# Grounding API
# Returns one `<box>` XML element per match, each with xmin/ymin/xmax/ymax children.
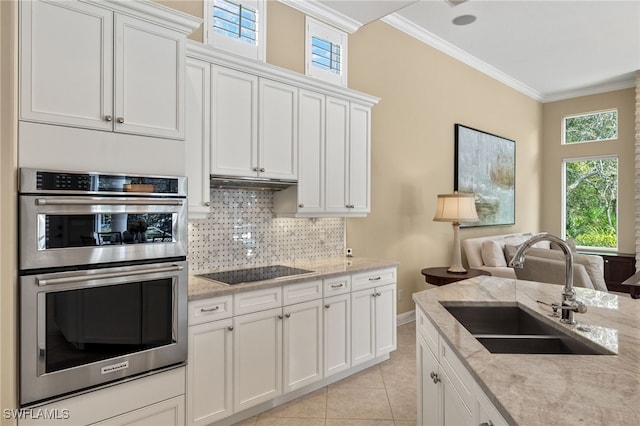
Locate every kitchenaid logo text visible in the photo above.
<box><xmin>101</xmin><ymin>360</ymin><xmax>129</xmax><ymax>374</ymax></box>
<box><xmin>3</xmin><ymin>408</ymin><xmax>70</xmax><ymax>420</ymax></box>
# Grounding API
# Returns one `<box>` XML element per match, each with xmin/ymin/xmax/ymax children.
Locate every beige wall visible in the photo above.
<box><xmin>541</xmin><ymin>89</ymin><xmax>636</xmax><ymax>255</ymax></box>
<box><xmin>0</xmin><ymin>0</ymin><xmax>18</xmax><ymax>422</ymax></box>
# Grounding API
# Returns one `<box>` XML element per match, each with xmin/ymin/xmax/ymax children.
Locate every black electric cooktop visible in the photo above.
<box><xmin>198</xmin><ymin>265</ymin><xmax>314</xmax><ymax>285</ymax></box>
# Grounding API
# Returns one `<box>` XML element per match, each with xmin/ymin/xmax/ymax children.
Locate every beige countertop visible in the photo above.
<box><xmin>188</xmin><ymin>257</ymin><xmax>399</xmax><ymax>301</ymax></box>
<box><xmin>413</xmin><ymin>276</ymin><xmax>640</xmax><ymax>425</ymax></box>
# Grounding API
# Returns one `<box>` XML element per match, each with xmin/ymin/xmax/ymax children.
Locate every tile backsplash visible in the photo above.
<box><xmin>188</xmin><ymin>189</ymin><xmax>345</xmax><ymax>274</ymax></box>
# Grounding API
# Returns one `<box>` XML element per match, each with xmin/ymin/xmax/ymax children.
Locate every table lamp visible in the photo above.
<box><xmin>433</xmin><ymin>192</ymin><xmax>479</xmax><ymax>273</ymax></box>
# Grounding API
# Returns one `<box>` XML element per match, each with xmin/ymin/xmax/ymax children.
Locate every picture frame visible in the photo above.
<box><xmin>454</xmin><ymin>124</ymin><xmax>515</xmax><ymax>227</ymax></box>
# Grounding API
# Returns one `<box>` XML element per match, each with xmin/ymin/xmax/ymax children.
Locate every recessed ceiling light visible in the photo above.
<box><xmin>452</xmin><ymin>14</ymin><xmax>476</xmax><ymax>26</ymax></box>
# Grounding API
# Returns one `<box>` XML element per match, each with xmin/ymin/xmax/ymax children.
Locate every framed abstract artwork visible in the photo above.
<box><xmin>454</xmin><ymin>124</ymin><xmax>515</xmax><ymax>227</ymax></box>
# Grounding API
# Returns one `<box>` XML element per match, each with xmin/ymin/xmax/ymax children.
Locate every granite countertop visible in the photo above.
<box><xmin>188</xmin><ymin>257</ymin><xmax>400</xmax><ymax>301</ymax></box>
<box><xmin>413</xmin><ymin>276</ymin><xmax>640</xmax><ymax>425</ymax></box>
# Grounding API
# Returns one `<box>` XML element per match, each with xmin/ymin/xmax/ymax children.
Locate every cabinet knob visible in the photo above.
<box><xmin>259</xmin><ymin>168</ymin><xmax>265</xmax><ymax>172</ymax></box>
<box><xmin>105</xmin><ymin>115</ymin><xmax>113</xmax><ymax>122</ymax></box>
<box><xmin>253</xmin><ymin>167</ymin><xmax>259</xmax><ymax>172</ymax></box>
<box><xmin>430</xmin><ymin>371</ymin><xmax>441</xmax><ymax>384</ymax></box>
<box><xmin>371</xmin><ymin>293</ymin><xmax>377</xmax><ymax>298</ymax></box>
<box><xmin>227</xmin><ymin>326</ymin><xmax>234</xmax><ymax>331</ymax></box>
<box><xmin>204</xmin><ymin>202</ymin><xmax>210</xmax><ymax>207</ymax></box>
<box><xmin>298</xmin><ymin>204</ymin><xmax>304</xmax><ymax>208</ymax></box>
<box><xmin>278</xmin><ymin>314</ymin><xmax>284</xmax><ymax>319</ymax></box>
<box><xmin>479</xmin><ymin>422</ymin><xmax>494</xmax><ymax>426</ymax></box>
<box><xmin>285</xmin><ymin>313</ymin><xmax>291</xmax><ymax>318</ymax></box>
<box><xmin>376</xmin><ymin>292</ymin><xmax>381</xmax><ymax>297</ymax></box>
<box><xmin>116</xmin><ymin>117</ymin><xmax>124</xmax><ymax>124</ymax></box>
<box><xmin>325</xmin><ymin>304</ymin><xmax>331</xmax><ymax>309</ymax></box>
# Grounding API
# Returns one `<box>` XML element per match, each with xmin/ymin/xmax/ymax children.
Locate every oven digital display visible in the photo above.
<box><xmin>35</xmin><ymin>171</ymin><xmax>180</xmax><ymax>194</ymax></box>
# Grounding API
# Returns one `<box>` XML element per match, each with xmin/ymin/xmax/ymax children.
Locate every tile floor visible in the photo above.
<box><xmin>232</xmin><ymin>321</ymin><xmax>417</xmax><ymax>426</ymax></box>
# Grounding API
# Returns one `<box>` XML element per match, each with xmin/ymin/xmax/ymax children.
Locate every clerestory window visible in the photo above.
<box><xmin>305</xmin><ymin>17</ymin><xmax>347</xmax><ymax>87</ymax></box>
<box><xmin>206</xmin><ymin>0</ymin><xmax>265</xmax><ymax>61</ymax></box>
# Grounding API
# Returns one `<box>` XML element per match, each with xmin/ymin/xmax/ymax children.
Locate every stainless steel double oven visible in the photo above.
<box><xmin>19</xmin><ymin>168</ymin><xmax>188</xmax><ymax>406</ymax></box>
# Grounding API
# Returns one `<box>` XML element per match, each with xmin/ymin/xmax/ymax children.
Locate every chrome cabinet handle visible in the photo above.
<box><xmin>105</xmin><ymin>115</ymin><xmax>113</xmax><ymax>122</ymax></box>
<box><xmin>116</xmin><ymin>117</ymin><xmax>124</xmax><ymax>123</ymax></box>
<box><xmin>36</xmin><ymin>264</ymin><xmax>183</xmax><ymax>286</ymax></box>
<box><xmin>36</xmin><ymin>198</ymin><xmax>183</xmax><ymax>206</ymax></box>
<box><xmin>200</xmin><ymin>306</ymin><xmax>219</xmax><ymax>313</ymax></box>
<box><xmin>330</xmin><ymin>283</ymin><xmax>344</xmax><ymax>288</ymax></box>
<box><xmin>369</xmin><ymin>277</ymin><xmax>382</xmax><ymax>281</ymax></box>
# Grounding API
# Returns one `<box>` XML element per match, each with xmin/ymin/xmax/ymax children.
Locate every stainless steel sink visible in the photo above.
<box><xmin>442</xmin><ymin>304</ymin><xmax>610</xmax><ymax>355</ymax></box>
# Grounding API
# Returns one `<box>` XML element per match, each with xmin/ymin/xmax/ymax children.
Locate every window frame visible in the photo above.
<box><xmin>562</xmin><ymin>108</ymin><xmax>618</xmax><ymax>145</ymax></box>
<box><xmin>204</xmin><ymin>0</ymin><xmax>266</xmax><ymax>62</ymax></box>
<box><xmin>305</xmin><ymin>16</ymin><xmax>347</xmax><ymax>87</ymax></box>
<box><xmin>561</xmin><ymin>155</ymin><xmax>619</xmax><ymax>252</ymax></box>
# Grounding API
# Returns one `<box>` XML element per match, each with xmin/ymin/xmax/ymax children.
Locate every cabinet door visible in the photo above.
<box><xmin>211</xmin><ymin>66</ymin><xmax>258</xmax><ymax>177</ymax></box>
<box><xmin>20</xmin><ymin>0</ymin><xmax>113</xmax><ymax>130</ymax></box>
<box><xmin>442</xmin><ymin>369</ymin><xmax>473</xmax><ymax>426</ymax></box>
<box><xmin>187</xmin><ymin>319</ymin><xmax>233</xmax><ymax>426</ymax></box>
<box><xmin>374</xmin><ymin>284</ymin><xmax>396</xmax><ymax>356</ymax></box>
<box><xmin>233</xmin><ymin>307</ymin><xmax>282</xmax><ymax>411</ymax></box>
<box><xmin>348</xmin><ymin>103</ymin><xmax>371</xmax><ymax>214</ymax></box>
<box><xmin>185</xmin><ymin>58</ymin><xmax>211</xmax><ymax>219</ymax></box>
<box><xmin>351</xmin><ymin>288</ymin><xmax>375</xmax><ymax>366</ymax></box>
<box><xmin>476</xmin><ymin>387</ymin><xmax>509</xmax><ymax>426</ymax></box>
<box><xmin>324</xmin><ymin>97</ymin><xmax>350</xmax><ymax>214</ymax></box>
<box><xmin>259</xmin><ymin>79</ymin><xmax>298</xmax><ymax>180</ymax></box>
<box><xmin>114</xmin><ymin>14</ymin><xmax>185</xmax><ymax>139</ymax></box>
<box><xmin>297</xmin><ymin>90</ymin><xmax>325</xmax><ymax>212</ymax></box>
<box><xmin>417</xmin><ymin>334</ymin><xmax>441</xmax><ymax>426</ymax></box>
<box><xmin>324</xmin><ymin>293</ymin><xmax>351</xmax><ymax>377</ymax></box>
<box><xmin>283</xmin><ymin>299</ymin><xmax>323</xmax><ymax>392</ymax></box>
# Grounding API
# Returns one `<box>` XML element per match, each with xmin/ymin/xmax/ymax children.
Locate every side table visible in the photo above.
<box><xmin>421</xmin><ymin>267</ymin><xmax>490</xmax><ymax>286</ymax></box>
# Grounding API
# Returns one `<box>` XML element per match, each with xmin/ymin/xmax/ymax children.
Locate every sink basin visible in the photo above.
<box><xmin>442</xmin><ymin>304</ymin><xmax>610</xmax><ymax>355</ymax></box>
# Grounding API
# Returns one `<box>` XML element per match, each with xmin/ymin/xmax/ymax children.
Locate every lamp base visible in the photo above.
<box><xmin>447</xmin><ymin>265</ymin><xmax>468</xmax><ymax>274</ymax></box>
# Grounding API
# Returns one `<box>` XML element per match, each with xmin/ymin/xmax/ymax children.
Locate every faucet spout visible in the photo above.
<box><xmin>508</xmin><ymin>233</ymin><xmax>583</xmax><ymax>324</ymax></box>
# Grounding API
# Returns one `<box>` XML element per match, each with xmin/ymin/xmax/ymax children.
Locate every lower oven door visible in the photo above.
<box><xmin>20</xmin><ymin>260</ymin><xmax>187</xmax><ymax>406</ymax></box>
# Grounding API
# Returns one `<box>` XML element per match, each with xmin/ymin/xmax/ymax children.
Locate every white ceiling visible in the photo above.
<box><xmin>286</xmin><ymin>0</ymin><xmax>640</xmax><ymax>102</ymax></box>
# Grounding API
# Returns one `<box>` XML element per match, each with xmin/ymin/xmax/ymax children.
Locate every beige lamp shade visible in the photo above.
<box><xmin>433</xmin><ymin>192</ymin><xmax>479</xmax><ymax>223</ymax></box>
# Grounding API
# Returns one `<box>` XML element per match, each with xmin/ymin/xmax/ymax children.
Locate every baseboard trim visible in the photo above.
<box><xmin>397</xmin><ymin>309</ymin><xmax>415</xmax><ymax>326</ymax></box>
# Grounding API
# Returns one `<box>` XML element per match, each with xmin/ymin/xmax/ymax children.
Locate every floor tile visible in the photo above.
<box><xmin>385</xmin><ymin>383</ymin><xmax>417</xmax><ymax>421</ymax></box>
<box><xmin>326</xmin><ymin>388</ymin><xmax>393</xmax><ymax>420</ymax></box>
<box><xmin>259</xmin><ymin>388</ymin><xmax>327</xmax><ymax>418</ymax></box>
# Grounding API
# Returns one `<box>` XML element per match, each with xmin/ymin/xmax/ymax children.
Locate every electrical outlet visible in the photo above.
<box><xmin>398</xmin><ymin>289</ymin><xmax>404</xmax><ymax>301</ymax></box>
<box><xmin>346</xmin><ymin>248</ymin><xmax>353</xmax><ymax>257</ymax></box>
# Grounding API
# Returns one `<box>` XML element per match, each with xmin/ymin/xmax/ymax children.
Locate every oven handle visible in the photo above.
<box><xmin>34</xmin><ymin>198</ymin><xmax>184</xmax><ymax>206</ymax></box>
<box><xmin>36</xmin><ymin>264</ymin><xmax>184</xmax><ymax>286</ymax></box>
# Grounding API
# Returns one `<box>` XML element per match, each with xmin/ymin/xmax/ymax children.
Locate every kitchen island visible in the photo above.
<box><xmin>414</xmin><ymin>275</ymin><xmax>640</xmax><ymax>425</ymax></box>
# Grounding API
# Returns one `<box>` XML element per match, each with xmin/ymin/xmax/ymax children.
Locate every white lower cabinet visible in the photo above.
<box><xmin>233</xmin><ymin>307</ymin><xmax>283</xmax><ymax>412</ymax></box>
<box><xmin>416</xmin><ymin>307</ymin><xmax>508</xmax><ymax>426</ymax></box>
<box><xmin>351</xmin><ymin>283</ymin><xmax>396</xmax><ymax>366</ymax></box>
<box><xmin>323</xmin><ymin>292</ymin><xmax>351</xmax><ymax>377</ymax></box>
<box><xmin>92</xmin><ymin>396</ymin><xmax>185</xmax><ymax>426</ymax></box>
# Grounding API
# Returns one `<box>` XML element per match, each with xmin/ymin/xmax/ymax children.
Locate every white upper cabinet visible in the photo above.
<box><xmin>324</xmin><ymin>97</ymin><xmax>350</xmax><ymax>214</ymax></box>
<box><xmin>348</xmin><ymin>103</ymin><xmax>372</xmax><ymax>214</ymax></box>
<box><xmin>210</xmin><ymin>65</ymin><xmax>297</xmax><ymax>180</ymax></box>
<box><xmin>185</xmin><ymin>58</ymin><xmax>211</xmax><ymax>219</ymax></box>
<box><xmin>210</xmin><ymin>66</ymin><xmax>258</xmax><ymax>178</ymax></box>
<box><xmin>20</xmin><ymin>0</ymin><xmax>197</xmax><ymax>140</ymax></box>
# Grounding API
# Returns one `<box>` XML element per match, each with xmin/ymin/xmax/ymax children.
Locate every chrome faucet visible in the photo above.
<box><xmin>508</xmin><ymin>233</ymin><xmax>587</xmax><ymax>324</ymax></box>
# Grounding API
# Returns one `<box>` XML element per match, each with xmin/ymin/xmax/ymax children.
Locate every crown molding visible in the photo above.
<box><xmin>542</xmin><ymin>79</ymin><xmax>637</xmax><ymax>103</ymax></box>
<box><xmin>278</xmin><ymin>0</ymin><xmax>362</xmax><ymax>33</ymax></box>
<box><xmin>381</xmin><ymin>13</ymin><xmax>544</xmax><ymax>102</ymax></box>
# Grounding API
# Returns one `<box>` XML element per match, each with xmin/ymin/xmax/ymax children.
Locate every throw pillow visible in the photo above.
<box><xmin>503</xmin><ymin>244</ymin><xmax>520</xmax><ymax>265</ymax></box>
<box><xmin>481</xmin><ymin>240</ymin><xmax>508</xmax><ymax>267</ymax></box>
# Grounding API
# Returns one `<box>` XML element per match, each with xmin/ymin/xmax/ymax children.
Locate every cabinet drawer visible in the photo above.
<box><xmin>323</xmin><ymin>275</ymin><xmax>350</xmax><ymax>296</ymax></box>
<box><xmin>283</xmin><ymin>280</ymin><xmax>323</xmax><ymax>305</ymax></box>
<box><xmin>234</xmin><ymin>286</ymin><xmax>282</xmax><ymax>315</ymax></box>
<box><xmin>351</xmin><ymin>268</ymin><xmax>396</xmax><ymax>291</ymax></box>
<box><xmin>416</xmin><ymin>307</ymin><xmax>439</xmax><ymax>357</ymax></box>
<box><xmin>439</xmin><ymin>338</ymin><xmax>475</xmax><ymax>414</ymax></box>
<box><xmin>189</xmin><ymin>295</ymin><xmax>233</xmax><ymax>325</ymax></box>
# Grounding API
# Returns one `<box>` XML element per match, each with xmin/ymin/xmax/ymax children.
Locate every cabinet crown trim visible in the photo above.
<box><xmin>186</xmin><ymin>40</ymin><xmax>380</xmax><ymax>107</ymax></box>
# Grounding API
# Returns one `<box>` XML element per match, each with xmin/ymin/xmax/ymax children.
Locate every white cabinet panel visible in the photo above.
<box><xmin>93</xmin><ymin>396</ymin><xmax>184</xmax><ymax>426</ymax></box>
<box><xmin>296</xmin><ymin>89</ymin><xmax>325</xmax><ymax>212</ymax></box>
<box><xmin>259</xmin><ymin>79</ymin><xmax>298</xmax><ymax>180</ymax></box>
<box><xmin>324</xmin><ymin>97</ymin><xmax>350</xmax><ymax>214</ymax></box>
<box><xmin>20</xmin><ymin>0</ymin><xmax>113</xmax><ymax>130</ymax></box>
<box><xmin>187</xmin><ymin>319</ymin><xmax>233</xmax><ymax>425</ymax></box>
<box><xmin>351</xmin><ymin>288</ymin><xmax>375</xmax><ymax>366</ymax></box>
<box><xmin>374</xmin><ymin>284</ymin><xmax>396</xmax><ymax>356</ymax></box>
<box><xmin>185</xmin><ymin>58</ymin><xmax>211</xmax><ymax>219</ymax></box>
<box><xmin>233</xmin><ymin>307</ymin><xmax>283</xmax><ymax>411</ymax></box>
<box><xmin>283</xmin><ymin>299</ymin><xmax>323</xmax><ymax>392</ymax></box>
<box><xmin>323</xmin><ymin>293</ymin><xmax>351</xmax><ymax>377</ymax></box>
<box><xmin>114</xmin><ymin>14</ymin><xmax>184</xmax><ymax>139</ymax></box>
<box><xmin>210</xmin><ymin>66</ymin><xmax>258</xmax><ymax>177</ymax></box>
<box><xmin>348</xmin><ymin>103</ymin><xmax>371</xmax><ymax>214</ymax></box>
<box><xmin>418</xmin><ymin>334</ymin><xmax>440</xmax><ymax>426</ymax></box>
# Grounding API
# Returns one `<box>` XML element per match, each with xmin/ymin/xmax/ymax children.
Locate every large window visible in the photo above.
<box><xmin>206</xmin><ymin>0</ymin><xmax>265</xmax><ymax>61</ymax></box>
<box><xmin>563</xmin><ymin>109</ymin><xmax>618</xmax><ymax>144</ymax></box>
<box><xmin>563</xmin><ymin>157</ymin><xmax>618</xmax><ymax>249</ymax></box>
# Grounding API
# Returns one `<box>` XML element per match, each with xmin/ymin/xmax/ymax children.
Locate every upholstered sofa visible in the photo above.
<box><xmin>462</xmin><ymin>232</ymin><xmax>608</xmax><ymax>291</ymax></box>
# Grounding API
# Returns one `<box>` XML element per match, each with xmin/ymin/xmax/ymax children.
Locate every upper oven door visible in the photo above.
<box><xmin>19</xmin><ymin>195</ymin><xmax>187</xmax><ymax>271</ymax></box>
